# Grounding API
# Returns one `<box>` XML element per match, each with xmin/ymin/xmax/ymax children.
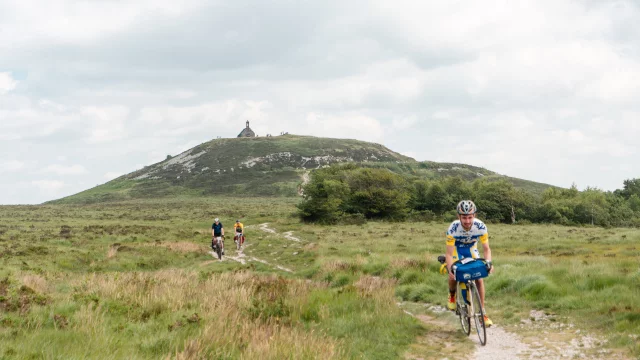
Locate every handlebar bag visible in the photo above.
<box><xmin>454</xmin><ymin>258</ymin><xmax>488</xmax><ymax>281</ymax></box>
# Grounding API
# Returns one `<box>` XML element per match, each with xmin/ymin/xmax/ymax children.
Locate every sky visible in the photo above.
<box><xmin>1</xmin><ymin>0</ymin><xmax>639</xmax><ymax>204</ymax></box>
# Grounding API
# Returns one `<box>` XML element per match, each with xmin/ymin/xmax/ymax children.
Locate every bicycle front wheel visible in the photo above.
<box><xmin>457</xmin><ymin>283</ymin><xmax>471</xmax><ymax>335</ymax></box>
<box><xmin>470</xmin><ymin>282</ymin><xmax>487</xmax><ymax>345</ymax></box>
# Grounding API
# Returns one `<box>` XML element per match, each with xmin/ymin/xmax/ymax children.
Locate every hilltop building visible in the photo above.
<box><xmin>237</xmin><ymin>121</ymin><xmax>256</xmax><ymax>138</ymax></box>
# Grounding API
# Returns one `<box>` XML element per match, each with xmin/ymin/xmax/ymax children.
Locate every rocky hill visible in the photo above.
<box><xmin>49</xmin><ymin>135</ymin><xmax>555</xmax><ymax>204</ymax></box>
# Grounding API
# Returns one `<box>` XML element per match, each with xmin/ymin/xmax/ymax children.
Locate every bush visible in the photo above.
<box><xmin>407</xmin><ymin>210</ymin><xmax>436</xmax><ymax>222</ymax></box>
<box><xmin>340</xmin><ymin>213</ymin><xmax>367</xmax><ymax>225</ymax></box>
<box><xmin>299</xmin><ymin>165</ymin><xmax>640</xmax><ymax>227</ymax></box>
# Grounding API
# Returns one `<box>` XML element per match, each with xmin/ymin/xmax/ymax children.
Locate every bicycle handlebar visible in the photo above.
<box><xmin>436</xmin><ymin>255</ymin><xmax>492</xmax><ymax>273</ymax></box>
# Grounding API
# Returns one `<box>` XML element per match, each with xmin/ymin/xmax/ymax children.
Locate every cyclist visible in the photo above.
<box><xmin>211</xmin><ymin>218</ymin><xmax>225</xmax><ymax>255</ymax></box>
<box><xmin>233</xmin><ymin>219</ymin><xmax>245</xmax><ymax>247</ymax></box>
<box><xmin>445</xmin><ymin>200</ymin><xmax>494</xmax><ymax>326</ymax></box>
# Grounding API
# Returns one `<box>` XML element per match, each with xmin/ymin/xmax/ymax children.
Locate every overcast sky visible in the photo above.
<box><xmin>1</xmin><ymin>0</ymin><xmax>639</xmax><ymax>204</ymax></box>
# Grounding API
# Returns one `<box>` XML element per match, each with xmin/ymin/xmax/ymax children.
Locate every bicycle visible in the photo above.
<box><xmin>212</xmin><ymin>235</ymin><xmax>224</xmax><ymax>260</ymax></box>
<box><xmin>437</xmin><ymin>255</ymin><xmax>491</xmax><ymax>345</ymax></box>
<box><xmin>234</xmin><ymin>232</ymin><xmax>244</xmax><ymax>251</ymax></box>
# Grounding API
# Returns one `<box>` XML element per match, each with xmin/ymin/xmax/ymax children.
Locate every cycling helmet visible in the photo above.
<box><xmin>236</xmin><ymin>219</ymin><xmax>240</xmax><ymax>223</ymax></box>
<box><xmin>214</xmin><ymin>218</ymin><xmax>219</xmax><ymax>222</ymax></box>
<box><xmin>456</xmin><ymin>200</ymin><xmax>477</xmax><ymax>215</ymax></box>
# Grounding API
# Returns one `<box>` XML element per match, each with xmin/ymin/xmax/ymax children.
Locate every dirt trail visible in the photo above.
<box><xmin>297</xmin><ymin>171</ymin><xmax>311</xmax><ymax>195</ymax></box>
<box><xmin>258</xmin><ymin>223</ymin><xmax>301</xmax><ymax>242</ymax></box>
<box><xmin>283</xmin><ymin>231</ymin><xmax>300</xmax><ymax>242</ymax></box>
<box><xmin>403</xmin><ymin>303</ymin><xmax>610</xmax><ymax>359</ymax></box>
<box><xmin>207</xmin><ymin>237</ymin><xmax>293</xmax><ymax>273</ymax></box>
<box><xmin>258</xmin><ymin>223</ymin><xmax>277</xmax><ymax>233</ymax></box>
<box><xmin>472</xmin><ymin>325</ymin><xmax>534</xmax><ymax>359</ymax></box>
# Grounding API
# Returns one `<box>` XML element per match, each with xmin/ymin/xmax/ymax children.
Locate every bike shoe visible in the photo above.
<box><xmin>447</xmin><ymin>294</ymin><xmax>456</xmax><ymax>311</ymax></box>
<box><xmin>483</xmin><ymin>315</ymin><xmax>493</xmax><ymax>327</ymax></box>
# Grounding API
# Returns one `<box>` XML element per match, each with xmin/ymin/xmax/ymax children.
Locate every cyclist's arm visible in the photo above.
<box><xmin>445</xmin><ymin>244</ymin><xmax>455</xmax><ymax>274</ymax></box>
<box><xmin>445</xmin><ymin>232</ymin><xmax>455</xmax><ymax>271</ymax></box>
<box><xmin>481</xmin><ymin>238</ymin><xmax>493</xmax><ymax>274</ymax></box>
<box><xmin>221</xmin><ymin>227</ymin><xmax>224</xmax><ymax>236</ymax></box>
<box><xmin>481</xmin><ymin>242</ymin><xmax>492</xmax><ymax>262</ymax></box>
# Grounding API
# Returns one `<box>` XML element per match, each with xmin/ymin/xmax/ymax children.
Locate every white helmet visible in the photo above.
<box><xmin>214</xmin><ymin>218</ymin><xmax>219</xmax><ymax>222</ymax></box>
<box><xmin>456</xmin><ymin>200</ymin><xmax>477</xmax><ymax>215</ymax></box>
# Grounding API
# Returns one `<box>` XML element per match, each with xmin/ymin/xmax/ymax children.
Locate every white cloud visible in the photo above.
<box><xmin>391</xmin><ymin>116</ymin><xmax>417</xmax><ymax>130</ymax></box>
<box><xmin>0</xmin><ymin>96</ymin><xmax>78</xmax><ymax>140</ymax></box>
<box><xmin>83</xmin><ymin>106</ymin><xmax>129</xmax><ymax>143</ymax></box>
<box><xmin>44</xmin><ymin>164</ymin><xmax>87</xmax><ymax>175</ymax></box>
<box><xmin>2</xmin><ymin>0</ymin><xmax>640</xmax><ymax>203</ymax></box>
<box><xmin>0</xmin><ymin>0</ymin><xmax>202</xmax><ymax>47</ymax></box>
<box><xmin>1</xmin><ymin>160</ymin><xmax>25</xmax><ymax>172</ymax></box>
<box><xmin>32</xmin><ymin>180</ymin><xmax>65</xmax><ymax>191</ymax></box>
<box><xmin>305</xmin><ymin>112</ymin><xmax>384</xmax><ymax>141</ymax></box>
<box><xmin>0</xmin><ymin>72</ymin><xmax>17</xmax><ymax>94</ymax></box>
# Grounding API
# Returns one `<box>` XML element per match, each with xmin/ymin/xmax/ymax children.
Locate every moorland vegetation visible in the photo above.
<box><xmin>1</xmin><ymin>196</ymin><xmax>638</xmax><ymax>359</ymax></box>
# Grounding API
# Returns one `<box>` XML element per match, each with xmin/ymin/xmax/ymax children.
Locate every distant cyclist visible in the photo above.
<box><xmin>445</xmin><ymin>200</ymin><xmax>494</xmax><ymax>326</ymax></box>
<box><xmin>211</xmin><ymin>218</ymin><xmax>225</xmax><ymax>255</ymax></box>
<box><xmin>233</xmin><ymin>219</ymin><xmax>245</xmax><ymax>247</ymax></box>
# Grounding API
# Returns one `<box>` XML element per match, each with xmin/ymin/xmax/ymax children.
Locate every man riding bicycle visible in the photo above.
<box><xmin>233</xmin><ymin>219</ymin><xmax>245</xmax><ymax>247</ymax></box>
<box><xmin>445</xmin><ymin>200</ymin><xmax>494</xmax><ymax>326</ymax></box>
<box><xmin>211</xmin><ymin>218</ymin><xmax>225</xmax><ymax>255</ymax></box>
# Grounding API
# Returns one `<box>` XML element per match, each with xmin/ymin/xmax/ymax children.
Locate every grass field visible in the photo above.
<box><xmin>1</xmin><ymin>197</ymin><xmax>639</xmax><ymax>359</ymax></box>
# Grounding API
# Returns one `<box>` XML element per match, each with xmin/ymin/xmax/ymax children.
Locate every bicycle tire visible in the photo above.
<box><xmin>216</xmin><ymin>242</ymin><xmax>223</xmax><ymax>260</ymax></box>
<box><xmin>470</xmin><ymin>282</ymin><xmax>487</xmax><ymax>345</ymax></box>
<box><xmin>457</xmin><ymin>282</ymin><xmax>471</xmax><ymax>335</ymax></box>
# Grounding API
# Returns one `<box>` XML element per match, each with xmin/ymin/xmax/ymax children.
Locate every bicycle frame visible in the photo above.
<box><xmin>456</xmin><ymin>278</ymin><xmax>487</xmax><ymax>345</ymax></box>
<box><xmin>438</xmin><ymin>255</ymin><xmax>488</xmax><ymax>345</ymax></box>
<box><xmin>234</xmin><ymin>231</ymin><xmax>243</xmax><ymax>250</ymax></box>
<box><xmin>212</xmin><ymin>236</ymin><xmax>224</xmax><ymax>259</ymax></box>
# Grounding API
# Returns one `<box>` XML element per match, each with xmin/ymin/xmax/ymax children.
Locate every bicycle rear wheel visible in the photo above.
<box><xmin>457</xmin><ymin>283</ymin><xmax>471</xmax><ymax>335</ymax></box>
<box><xmin>470</xmin><ymin>282</ymin><xmax>487</xmax><ymax>345</ymax></box>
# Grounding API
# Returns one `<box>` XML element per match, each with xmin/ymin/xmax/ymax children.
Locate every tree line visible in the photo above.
<box><xmin>297</xmin><ymin>164</ymin><xmax>640</xmax><ymax>227</ymax></box>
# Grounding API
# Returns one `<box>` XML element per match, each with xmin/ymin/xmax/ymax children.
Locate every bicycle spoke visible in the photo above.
<box><xmin>457</xmin><ymin>282</ymin><xmax>471</xmax><ymax>335</ymax></box>
<box><xmin>470</xmin><ymin>282</ymin><xmax>487</xmax><ymax>345</ymax></box>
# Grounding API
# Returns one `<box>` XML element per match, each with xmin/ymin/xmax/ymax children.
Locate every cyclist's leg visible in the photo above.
<box><xmin>476</xmin><ymin>278</ymin><xmax>485</xmax><ymax>309</ymax></box>
<box><xmin>447</xmin><ymin>249</ymin><xmax>459</xmax><ymax>310</ymax></box>
<box><xmin>475</xmin><ymin>278</ymin><xmax>493</xmax><ymax>326</ymax></box>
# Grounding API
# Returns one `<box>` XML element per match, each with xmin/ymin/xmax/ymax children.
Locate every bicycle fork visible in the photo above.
<box><xmin>457</xmin><ymin>282</ymin><xmax>472</xmax><ymax>316</ymax></box>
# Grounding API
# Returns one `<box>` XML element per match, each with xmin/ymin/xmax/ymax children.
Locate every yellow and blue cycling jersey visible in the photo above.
<box><xmin>445</xmin><ymin>219</ymin><xmax>488</xmax><ymax>260</ymax></box>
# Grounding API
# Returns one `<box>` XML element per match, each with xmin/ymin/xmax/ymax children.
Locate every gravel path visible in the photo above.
<box><xmin>402</xmin><ymin>304</ymin><xmax>611</xmax><ymax>359</ymax></box>
<box><xmin>472</xmin><ymin>325</ymin><xmax>533</xmax><ymax>359</ymax></box>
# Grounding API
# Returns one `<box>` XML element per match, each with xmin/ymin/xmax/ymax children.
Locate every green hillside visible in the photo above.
<box><xmin>49</xmin><ymin>135</ymin><xmax>556</xmax><ymax>204</ymax></box>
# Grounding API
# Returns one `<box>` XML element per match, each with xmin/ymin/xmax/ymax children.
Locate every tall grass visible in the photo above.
<box><xmin>1</xmin><ymin>271</ymin><xmax>344</xmax><ymax>359</ymax></box>
<box><xmin>2</xmin><ymin>198</ymin><xmax>639</xmax><ymax>358</ymax></box>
